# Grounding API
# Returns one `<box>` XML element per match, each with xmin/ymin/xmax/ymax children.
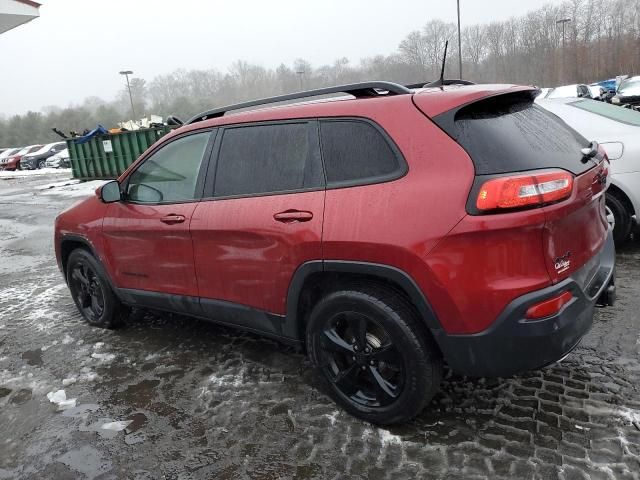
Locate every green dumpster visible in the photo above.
<box><xmin>67</xmin><ymin>126</ymin><xmax>173</xmax><ymax>180</ymax></box>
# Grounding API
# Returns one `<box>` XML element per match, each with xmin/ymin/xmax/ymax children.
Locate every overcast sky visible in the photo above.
<box><xmin>0</xmin><ymin>0</ymin><xmax>562</xmax><ymax>116</ymax></box>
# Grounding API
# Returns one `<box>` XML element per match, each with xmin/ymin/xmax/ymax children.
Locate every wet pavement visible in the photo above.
<box><xmin>1</xmin><ymin>173</ymin><xmax>639</xmax><ymax>480</ymax></box>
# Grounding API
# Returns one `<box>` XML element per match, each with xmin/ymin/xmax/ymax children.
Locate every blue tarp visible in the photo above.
<box><xmin>73</xmin><ymin>125</ymin><xmax>108</xmax><ymax>144</ymax></box>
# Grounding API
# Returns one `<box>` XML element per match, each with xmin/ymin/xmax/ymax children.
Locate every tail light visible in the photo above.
<box><xmin>476</xmin><ymin>169</ymin><xmax>574</xmax><ymax>212</ymax></box>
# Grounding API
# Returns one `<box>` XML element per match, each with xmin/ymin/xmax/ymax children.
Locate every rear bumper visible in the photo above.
<box><xmin>435</xmin><ymin>228</ymin><xmax>616</xmax><ymax>378</ymax></box>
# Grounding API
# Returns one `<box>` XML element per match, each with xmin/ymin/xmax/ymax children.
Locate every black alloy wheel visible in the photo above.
<box><xmin>70</xmin><ymin>260</ymin><xmax>105</xmax><ymax>323</ymax></box>
<box><xmin>307</xmin><ymin>285</ymin><xmax>443</xmax><ymax>425</ymax></box>
<box><xmin>318</xmin><ymin>311</ymin><xmax>404</xmax><ymax>408</ymax></box>
<box><xmin>66</xmin><ymin>249</ymin><xmax>124</xmax><ymax>328</ymax></box>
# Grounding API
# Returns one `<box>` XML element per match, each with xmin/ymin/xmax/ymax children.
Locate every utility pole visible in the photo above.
<box><xmin>296</xmin><ymin>69</ymin><xmax>305</xmax><ymax>91</ymax></box>
<box><xmin>119</xmin><ymin>70</ymin><xmax>136</xmax><ymax>120</ymax></box>
<box><xmin>556</xmin><ymin>18</ymin><xmax>571</xmax><ymax>83</ymax></box>
<box><xmin>457</xmin><ymin>0</ymin><xmax>463</xmax><ymax>79</ymax></box>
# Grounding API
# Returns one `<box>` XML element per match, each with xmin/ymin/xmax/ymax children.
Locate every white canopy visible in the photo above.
<box><xmin>0</xmin><ymin>0</ymin><xmax>40</xmax><ymax>35</ymax></box>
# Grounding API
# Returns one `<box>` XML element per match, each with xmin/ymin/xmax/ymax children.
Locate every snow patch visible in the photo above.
<box><xmin>91</xmin><ymin>352</ymin><xmax>115</xmax><ymax>362</ymax></box>
<box><xmin>378</xmin><ymin>428</ymin><xmax>402</xmax><ymax>446</ymax></box>
<box><xmin>46</xmin><ymin>389</ymin><xmax>77</xmax><ymax>409</ymax></box>
<box><xmin>100</xmin><ymin>420</ymin><xmax>132</xmax><ymax>431</ymax></box>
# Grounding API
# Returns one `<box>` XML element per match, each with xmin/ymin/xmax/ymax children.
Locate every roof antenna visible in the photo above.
<box><xmin>438</xmin><ymin>40</ymin><xmax>449</xmax><ymax>89</ymax></box>
<box><xmin>422</xmin><ymin>40</ymin><xmax>450</xmax><ymax>89</ymax></box>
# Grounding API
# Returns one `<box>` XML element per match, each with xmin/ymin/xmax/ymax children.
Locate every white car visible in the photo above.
<box><xmin>546</xmin><ymin>84</ymin><xmax>593</xmax><ymax>100</ymax></box>
<box><xmin>537</xmin><ymin>97</ymin><xmax>640</xmax><ymax>244</ymax></box>
<box><xmin>45</xmin><ymin>148</ymin><xmax>70</xmax><ymax>168</ymax></box>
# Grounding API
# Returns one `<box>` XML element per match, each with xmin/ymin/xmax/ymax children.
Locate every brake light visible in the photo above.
<box><xmin>525</xmin><ymin>291</ymin><xmax>573</xmax><ymax>320</ymax></box>
<box><xmin>476</xmin><ymin>170</ymin><xmax>574</xmax><ymax>211</ymax></box>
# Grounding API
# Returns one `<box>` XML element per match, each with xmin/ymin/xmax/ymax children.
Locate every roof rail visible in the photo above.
<box><xmin>186</xmin><ymin>81</ymin><xmax>412</xmax><ymax>124</ymax></box>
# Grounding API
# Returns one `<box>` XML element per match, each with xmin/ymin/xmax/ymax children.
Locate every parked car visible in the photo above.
<box><xmin>612</xmin><ymin>76</ymin><xmax>640</xmax><ymax>108</ymax></box>
<box><xmin>0</xmin><ymin>145</ymin><xmax>42</xmax><ymax>171</ymax></box>
<box><xmin>55</xmin><ymin>81</ymin><xmax>616</xmax><ymax>424</ymax></box>
<box><xmin>546</xmin><ymin>84</ymin><xmax>593</xmax><ymax>99</ymax></box>
<box><xmin>0</xmin><ymin>147</ymin><xmax>21</xmax><ymax>167</ymax></box>
<box><xmin>20</xmin><ymin>141</ymin><xmax>66</xmax><ymax>170</ymax></box>
<box><xmin>537</xmin><ymin>97</ymin><xmax>640</xmax><ymax>245</ymax></box>
<box><xmin>45</xmin><ymin>148</ymin><xmax>71</xmax><ymax>169</ymax></box>
<box><xmin>588</xmin><ymin>85</ymin><xmax>607</xmax><ymax>101</ymax></box>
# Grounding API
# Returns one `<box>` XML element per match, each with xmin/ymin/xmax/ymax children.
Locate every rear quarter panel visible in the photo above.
<box><xmin>321</xmin><ymin>96</ymin><xmax>475</xmax><ymax>321</ymax></box>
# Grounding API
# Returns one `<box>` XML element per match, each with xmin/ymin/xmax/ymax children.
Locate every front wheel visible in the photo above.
<box><xmin>66</xmin><ymin>249</ymin><xmax>124</xmax><ymax>328</ymax></box>
<box><xmin>306</xmin><ymin>285</ymin><xmax>442</xmax><ymax>425</ymax></box>
<box><xmin>38</xmin><ymin>159</ymin><xmax>46</xmax><ymax>169</ymax></box>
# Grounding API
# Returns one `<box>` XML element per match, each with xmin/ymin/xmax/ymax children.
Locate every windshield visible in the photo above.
<box><xmin>569</xmin><ymin>99</ymin><xmax>640</xmax><ymax>126</ymax></box>
<box><xmin>618</xmin><ymin>77</ymin><xmax>640</xmax><ymax>95</ymax></box>
<box><xmin>29</xmin><ymin>144</ymin><xmax>53</xmax><ymax>155</ymax></box>
<box><xmin>0</xmin><ymin>148</ymin><xmax>19</xmax><ymax>158</ymax></box>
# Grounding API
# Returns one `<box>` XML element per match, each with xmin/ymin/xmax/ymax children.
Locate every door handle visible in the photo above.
<box><xmin>273</xmin><ymin>210</ymin><xmax>313</xmax><ymax>223</ymax></box>
<box><xmin>160</xmin><ymin>214</ymin><xmax>186</xmax><ymax>225</ymax></box>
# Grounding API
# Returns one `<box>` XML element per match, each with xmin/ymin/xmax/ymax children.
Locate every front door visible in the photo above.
<box><xmin>190</xmin><ymin>121</ymin><xmax>325</xmax><ymax>333</ymax></box>
<box><xmin>102</xmin><ymin>131</ymin><xmax>213</xmax><ymax>298</ymax></box>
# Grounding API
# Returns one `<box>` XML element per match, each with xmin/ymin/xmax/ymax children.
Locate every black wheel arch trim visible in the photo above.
<box><xmin>58</xmin><ymin>234</ymin><xmax>122</xmax><ymax>301</ymax></box>
<box><xmin>286</xmin><ymin>260</ymin><xmax>443</xmax><ymax>340</ymax></box>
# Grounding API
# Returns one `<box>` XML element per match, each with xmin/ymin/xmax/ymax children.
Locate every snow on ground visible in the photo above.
<box><xmin>0</xmin><ymin>168</ymin><xmax>71</xmax><ymax>178</ymax></box>
<box><xmin>39</xmin><ymin>179</ymin><xmax>106</xmax><ymax>198</ymax></box>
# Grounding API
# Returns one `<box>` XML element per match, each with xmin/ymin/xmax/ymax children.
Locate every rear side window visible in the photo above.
<box><xmin>319</xmin><ymin>120</ymin><xmax>404</xmax><ymax>185</ymax></box>
<box><xmin>569</xmin><ymin>99</ymin><xmax>640</xmax><ymax>126</ymax></box>
<box><xmin>444</xmin><ymin>94</ymin><xmax>591</xmax><ymax>175</ymax></box>
<box><xmin>214</xmin><ymin>122</ymin><xmax>322</xmax><ymax>197</ymax></box>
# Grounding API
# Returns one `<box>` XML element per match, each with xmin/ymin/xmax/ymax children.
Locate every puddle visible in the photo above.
<box><xmin>56</xmin><ymin>446</ymin><xmax>112</xmax><ymax>479</ymax></box>
<box><xmin>21</xmin><ymin>349</ymin><xmax>43</xmax><ymax>366</ymax></box>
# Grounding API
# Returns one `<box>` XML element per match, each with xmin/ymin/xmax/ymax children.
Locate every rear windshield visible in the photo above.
<box><xmin>569</xmin><ymin>99</ymin><xmax>640</xmax><ymax>126</ymax></box>
<box><xmin>445</xmin><ymin>94</ymin><xmax>591</xmax><ymax>175</ymax></box>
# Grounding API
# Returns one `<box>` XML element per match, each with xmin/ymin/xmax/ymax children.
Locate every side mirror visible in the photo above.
<box><xmin>99</xmin><ymin>180</ymin><xmax>121</xmax><ymax>203</ymax></box>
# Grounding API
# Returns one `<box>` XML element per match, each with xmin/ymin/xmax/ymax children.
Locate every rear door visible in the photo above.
<box><xmin>190</xmin><ymin>120</ymin><xmax>325</xmax><ymax>329</ymax></box>
<box><xmin>429</xmin><ymin>91</ymin><xmax>608</xmax><ymax>283</ymax></box>
<box><xmin>102</xmin><ymin>130</ymin><xmax>213</xmax><ymax>297</ymax></box>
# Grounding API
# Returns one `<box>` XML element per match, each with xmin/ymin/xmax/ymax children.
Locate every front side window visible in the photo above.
<box><xmin>127</xmin><ymin>132</ymin><xmax>209</xmax><ymax>203</ymax></box>
<box><xmin>319</xmin><ymin>119</ymin><xmax>403</xmax><ymax>185</ymax></box>
<box><xmin>214</xmin><ymin>122</ymin><xmax>322</xmax><ymax>197</ymax></box>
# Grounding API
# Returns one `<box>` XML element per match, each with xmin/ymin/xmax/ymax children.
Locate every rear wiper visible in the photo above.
<box><xmin>581</xmin><ymin>141</ymin><xmax>599</xmax><ymax>163</ymax></box>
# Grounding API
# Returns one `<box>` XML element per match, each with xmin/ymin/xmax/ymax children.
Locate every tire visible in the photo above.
<box><xmin>306</xmin><ymin>284</ymin><xmax>443</xmax><ymax>425</ymax></box>
<box><xmin>66</xmin><ymin>249</ymin><xmax>125</xmax><ymax>329</ymax></box>
<box><xmin>606</xmin><ymin>193</ymin><xmax>632</xmax><ymax>246</ymax></box>
<box><xmin>38</xmin><ymin>159</ymin><xmax>46</xmax><ymax>169</ymax></box>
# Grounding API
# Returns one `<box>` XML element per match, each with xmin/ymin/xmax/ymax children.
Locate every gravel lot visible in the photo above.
<box><xmin>1</xmin><ymin>173</ymin><xmax>639</xmax><ymax>480</ymax></box>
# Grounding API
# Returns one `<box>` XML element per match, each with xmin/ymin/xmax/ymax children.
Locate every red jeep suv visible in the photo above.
<box><xmin>55</xmin><ymin>82</ymin><xmax>616</xmax><ymax>424</ymax></box>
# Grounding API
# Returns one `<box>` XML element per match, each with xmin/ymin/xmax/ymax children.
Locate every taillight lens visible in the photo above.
<box><xmin>476</xmin><ymin>170</ymin><xmax>574</xmax><ymax>212</ymax></box>
<box><xmin>526</xmin><ymin>291</ymin><xmax>573</xmax><ymax>320</ymax></box>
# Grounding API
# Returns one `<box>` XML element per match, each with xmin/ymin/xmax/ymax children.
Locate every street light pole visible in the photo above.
<box><xmin>457</xmin><ymin>0</ymin><xmax>463</xmax><ymax>79</ymax></box>
<box><xmin>556</xmin><ymin>18</ymin><xmax>571</xmax><ymax>83</ymax></box>
<box><xmin>119</xmin><ymin>70</ymin><xmax>136</xmax><ymax>120</ymax></box>
<box><xmin>296</xmin><ymin>70</ymin><xmax>305</xmax><ymax>91</ymax></box>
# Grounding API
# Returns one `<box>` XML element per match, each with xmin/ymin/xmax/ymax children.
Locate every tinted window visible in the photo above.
<box><xmin>449</xmin><ymin>95</ymin><xmax>590</xmax><ymax>175</ymax></box>
<box><xmin>320</xmin><ymin>120</ymin><xmax>401</xmax><ymax>184</ymax></box>
<box><xmin>127</xmin><ymin>132</ymin><xmax>209</xmax><ymax>203</ymax></box>
<box><xmin>214</xmin><ymin>122</ymin><xmax>321</xmax><ymax>197</ymax></box>
<box><xmin>569</xmin><ymin>99</ymin><xmax>640</xmax><ymax>126</ymax></box>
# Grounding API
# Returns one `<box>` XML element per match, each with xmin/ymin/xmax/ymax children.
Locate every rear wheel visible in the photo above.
<box><xmin>306</xmin><ymin>285</ymin><xmax>442</xmax><ymax>425</ymax></box>
<box><xmin>66</xmin><ymin>249</ymin><xmax>124</xmax><ymax>328</ymax></box>
<box><xmin>38</xmin><ymin>159</ymin><xmax>46</xmax><ymax>169</ymax></box>
<box><xmin>606</xmin><ymin>193</ymin><xmax>632</xmax><ymax>246</ymax></box>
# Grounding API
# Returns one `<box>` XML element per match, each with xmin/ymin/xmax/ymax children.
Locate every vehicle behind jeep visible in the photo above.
<box><xmin>55</xmin><ymin>82</ymin><xmax>615</xmax><ymax>424</ymax></box>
